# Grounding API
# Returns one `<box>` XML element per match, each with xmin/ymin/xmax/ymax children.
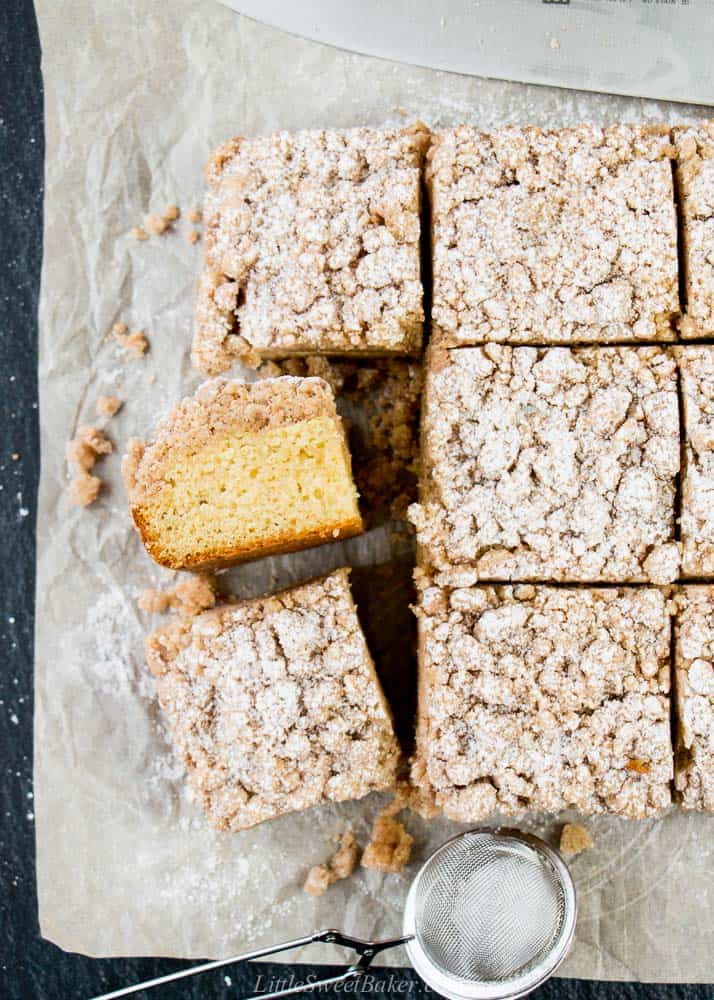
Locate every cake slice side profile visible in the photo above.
<box><xmin>145</xmin><ymin>569</ymin><xmax>401</xmax><ymax>831</ymax></box>
<box><xmin>123</xmin><ymin>376</ymin><xmax>363</xmax><ymax>570</ymax></box>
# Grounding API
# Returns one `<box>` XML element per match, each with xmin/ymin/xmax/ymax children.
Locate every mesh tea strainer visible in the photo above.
<box><xmin>92</xmin><ymin>828</ymin><xmax>577</xmax><ymax>1000</ymax></box>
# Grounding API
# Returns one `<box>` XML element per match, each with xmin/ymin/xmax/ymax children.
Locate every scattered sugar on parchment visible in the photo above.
<box><xmin>82</xmin><ymin>589</ymin><xmax>154</xmax><ymax>700</ymax></box>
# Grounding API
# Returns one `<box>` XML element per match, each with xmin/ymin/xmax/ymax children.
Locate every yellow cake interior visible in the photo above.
<box><xmin>139</xmin><ymin>416</ymin><xmax>362</xmax><ymax>567</ymax></box>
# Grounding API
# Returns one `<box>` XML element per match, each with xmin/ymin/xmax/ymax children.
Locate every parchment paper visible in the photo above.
<box><xmin>35</xmin><ymin>0</ymin><xmax>714</xmax><ymax>981</ymax></box>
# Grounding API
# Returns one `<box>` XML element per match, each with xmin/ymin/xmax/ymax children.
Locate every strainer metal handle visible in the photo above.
<box><xmin>89</xmin><ymin>928</ymin><xmax>413</xmax><ymax>1000</ymax></box>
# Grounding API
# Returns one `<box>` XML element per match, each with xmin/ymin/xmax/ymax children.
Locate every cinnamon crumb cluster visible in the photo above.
<box><xmin>111</xmin><ymin>321</ymin><xmax>149</xmax><ymax>359</ymax></box>
<box><xmin>67</xmin><ymin>425</ymin><xmax>113</xmax><ymax>506</ymax></box>
<box><xmin>139</xmin><ymin>573</ymin><xmax>216</xmax><ymax>618</ymax></box>
<box><xmin>304</xmin><ymin>831</ymin><xmax>360</xmax><ymax>896</ymax></box>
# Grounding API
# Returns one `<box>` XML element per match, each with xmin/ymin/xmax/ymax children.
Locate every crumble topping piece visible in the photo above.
<box><xmin>188</xmin><ymin>206</ymin><xmax>202</xmax><ymax>224</ymax></box>
<box><xmin>675</xmin><ymin>346</ymin><xmax>714</xmax><ymax>576</ymax></box>
<box><xmin>361</xmin><ymin>796</ymin><xmax>413</xmax><ymax>873</ymax></box>
<box><xmin>111</xmin><ymin>322</ymin><xmax>149</xmax><ymax>359</ymax></box>
<box><xmin>412</xmin><ymin>580</ymin><xmax>673</xmax><ymax>820</ymax></box>
<box><xmin>428</xmin><ymin>124</ymin><xmax>679</xmax><ymax>346</ymax></box>
<box><xmin>560</xmin><ymin>823</ymin><xmax>593</xmax><ymax>857</ymax></box>
<box><xmin>146</xmin><ymin>213</ymin><xmax>169</xmax><ymax>236</ymax></box>
<box><xmin>186</xmin><ymin>229</ymin><xmax>200</xmax><ymax>245</ymax></box>
<box><xmin>66</xmin><ymin>425</ymin><xmax>112</xmax><ymax>506</ymax></box>
<box><xmin>674</xmin><ymin>122</ymin><xmax>714</xmax><ymax>338</ymax></box>
<box><xmin>139</xmin><ymin>573</ymin><xmax>217</xmax><ymax>618</ymax></box>
<box><xmin>145</xmin><ymin>569</ymin><xmax>400</xmax><ymax>831</ymax></box>
<box><xmin>69</xmin><ymin>471</ymin><xmax>102</xmax><ymax>507</ymax></box>
<box><xmin>66</xmin><ymin>425</ymin><xmax>112</xmax><ymax>472</ymax></box>
<box><xmin>304</xmin><ymin>831</ymin><xmax>360</xmax><ymax>896</ymax></box>
<box><xmin>410</xmin><ymin>345</ymin><xmax>680</xmax><ymax>583</ymax></box>
<box><xmin>193</xmin><ymin>125</ymin><xmax>429</xmax><ymax>374</ymax></box>
<box><xmin>95</xmin><ymin>395</ymin><xmax>123</xmax><ymax>418</ymax></box>
<box><xmin>131</xmin><ymin>225</ymin><xmax>148</xmax><ymax>241</ymax></box>
<box><xmin>673</xmin><ymin>587</ymin><xmax>714</xmax><ymax>811</ymax></box>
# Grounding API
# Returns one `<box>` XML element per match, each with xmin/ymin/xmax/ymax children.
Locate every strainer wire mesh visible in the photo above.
<box><xmin>412</xmin><ymin>832</ymin><xmax>569</xmax><ymax>986</ymax></box>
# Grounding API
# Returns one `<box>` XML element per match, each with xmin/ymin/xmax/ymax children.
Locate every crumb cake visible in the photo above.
<box><xmin>673</xmin><ymin>587</ymin><xmax>714</xmax><ymax>811</ymax></box>
<box><xmin>675</xmin><ymin>347</ymin><xmax>714</xmax><ymax>576</ymax></box>
<box><xmin>123</xmin><ymin>376</ymin><xmax>362</xmax><ymax>570</ymax></box>
<box><xmin>409</xmin><ymin>345</ymin><xmax>680</xmax><ymax>584</ymax></box>
<box><xmin>428</xmin><ymin>123</ymin><xmax>679</xmax><ymax>346</ymax></box>
<box><xmin>145</xmin><ymin>569</ymin><xmax>401</xmax><ymax>831</ymax></box>
<box><xmin>674</xmin><ymin>123</ymin><xmax>714</xmax><ymax>338</ymax></box>
<box><xmin>193</xmin><ymin>125</ymin><xmax>429</xmax><ymax>374</ymax></box>
<box><xmin>412</xmin><ymin>580</ymin><xmax>673</xmax><ymax>820</ymax></box>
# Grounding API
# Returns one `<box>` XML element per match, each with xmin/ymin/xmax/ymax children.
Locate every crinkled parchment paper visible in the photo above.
<box><xmin>35</xmin><ymin>0</ymin><xmax>714</xmax><ymax>980</ymax></box>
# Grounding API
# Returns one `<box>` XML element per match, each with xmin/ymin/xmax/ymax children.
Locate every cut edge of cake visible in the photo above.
<box><xmin>123</xmin><ymin>375</ymin><xmax>363</xmax><ymax>571</ymax></box>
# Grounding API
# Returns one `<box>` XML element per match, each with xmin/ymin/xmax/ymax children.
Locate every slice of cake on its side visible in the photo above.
<box><xmin>428</xmin><ymin>123</ymin><xmax>679</xmax><ymax>347</ymax></box>
<box><xmin>673</xmin><ymin>122</ymin><xmax>714</xmax><ymax>339</ymax></box>
<box><xmin>411</xmin><ymin>578</ymin><xmax>673</xmax><ymax>821</ymax></box>
<box><xmin>193</xmin><ymin>125</ymin><xmax>429</xmax><ymax>374</ymax></box>
<box><xmin>673</xmin><ymin>587</ymin><xmax>714</xmax><ymax>812</ymax></box>
<box><xmin>123</xmin><ymin>376</ymin><xmax>363</xmax><ymax>570</ymax></box>
<box><xmin>145</xmin><ymin>569</ymin><xmax>401</xmax><ymax>831</ymax></box>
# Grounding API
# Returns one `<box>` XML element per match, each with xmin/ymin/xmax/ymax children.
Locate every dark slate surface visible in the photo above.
<box><xmin>0</xmin><ymin>1</ymin><xmax>710</xmax><ymax>997</ymax></box>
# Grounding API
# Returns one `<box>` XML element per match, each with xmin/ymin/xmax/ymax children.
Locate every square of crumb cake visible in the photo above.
<box><xmin>429</xmin><ymin>124</ymin><xmax>679</xmax><ymax>346</ymax></box>
<box><xmin>145</xmin><ymin>569</ymin><xmax>400</xmax><ymax>831</ymax></box>
<box><xmin>409</xmin><ymin>345</ymin><xmax>680</xmax><ymax>584</ymax></box>
<box><xmin>193</xmin><ymin>126</ymin><xmax>429</xmax><ymax>374</ymax></box>
<box><xmin>123</xmin><ymin>376</ymin><xmax>362</xmax><ymax>571</ymax></box>
<box><xmin>675</xmin><ymin>347</ymin><xmax>714</xmax><ymax>576</ymax></box>
<box><xmin>412</xmin><ymin>580</ymin><xmax>673</xmax><ymax>820</ymax></box>
<box><xmin>674</xmin><ymin>123</ymin><xmax>714</xmax><ymax>338</ymax></box>
<box><xmin>673</xmin><ymin>587</ymin><xmax>714</xmax><ymax>812</ymax></box>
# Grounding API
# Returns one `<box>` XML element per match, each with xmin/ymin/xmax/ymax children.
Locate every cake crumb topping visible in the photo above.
<box><xmin>560</xmin><ymin>823</ymin><xmax>593</xmax><ymax>857</ymax></box>
<box><xmin>361</xmin><ymin>796</ymin><xmax>413</xmax><ymax>874</ymax></box>
<box><xmin>69</xmin><ymin>471</ymin><xmax>102</xmax><ymax>507</ymax></box>
<box><xmin>304</xmin><ymin>831</ymin><xmax>360</xmax><ymax>896</ymax></box>
<box><xmin>95</xmin><ymin>395</ymin><xmax>123</xmax><ymax>418</ymax></box>
<box><xmin>139</xmin><ymin>573</ymin><xmax>216</xmax><ymax>618</ymax></box>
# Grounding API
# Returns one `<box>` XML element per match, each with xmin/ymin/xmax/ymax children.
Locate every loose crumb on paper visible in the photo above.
<box><xmin>131</xmin><ymin>225</ymin><xmax>148</xmax><ymax>241</ymax></box>
<box><xmin>139</xmin><ymin>573</ymin><xmax>217</xmax><ymax>618</ymax></box>
<box><xmin>186</xmin><ymin>229</ymin><xmax>200</xmax><ymax>245</ymax></box>
<box><xmin>69</xmin><ymin>471</ymin><xmax>102</xmax><ymax>507</ymax></box>
<box><xmin>187</xmin><ymin>206</ymin><xmax>202</xmax><ymax>224</ymax></box>
<box><xmin>95</xmin><ymin>395</ymin><xmax>123</xmax><ymax>418</ymax></box>
<box><xmin>560</xmin><ymin>823</ymin><xmax>593</xmax><ymax>857</ymax></box>
<box><xmin>67</xmin><ymin>425</ymin><xmax>112</xmax><ymax>472</ymax></box>
<box><xmin>111</xmin><ymin>322</ymin><xmax>149</xmax><ymax>359</ymax></box>
<box><xmin>67</xmin><ymin>425</ymin><xmax>112</xmax><ymax>506</ymax></box>
<box><xmin>361</xmin><ymin>796</ymin><xmax>413</xmax><ymax>874</ymax></box>
<box><xmin>304</xmin><ymin>831</ymin><xmax>360</xmax><ymax>896</ymax></box>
